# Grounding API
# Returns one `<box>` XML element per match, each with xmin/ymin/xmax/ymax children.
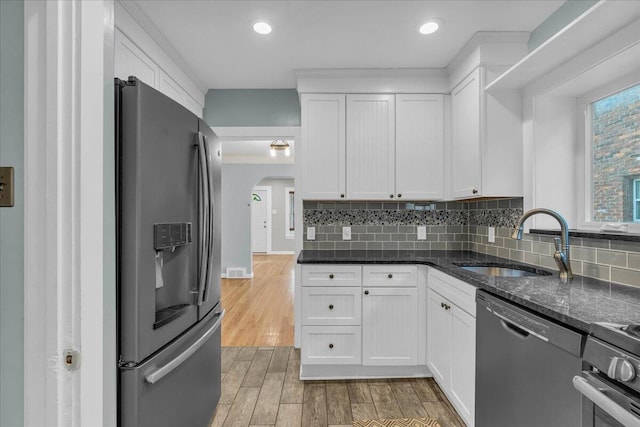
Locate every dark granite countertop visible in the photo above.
<box><xmin>530</xmin><ymin>228</ymin><xmax>640</xmax><ymax>242</ymax></box>
<box><xmin>297</xmin><ymin>250</ymin><xmax>640</xmax><ymax>333</ymax></box>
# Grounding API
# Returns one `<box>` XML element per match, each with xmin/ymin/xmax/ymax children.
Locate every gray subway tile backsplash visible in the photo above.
<box><xmin>303</xmin><ymin>197</ymin><xmax>640</xmax><ymax>288</ymax></box>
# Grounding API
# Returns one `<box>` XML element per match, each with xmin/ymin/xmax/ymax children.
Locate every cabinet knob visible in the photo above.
<box><xmin>329</xmin><ymin>343</ymin><xmax>334</xmax><ymax>349</ymax></box>
<box><xmin>397</xmin><ymin>194</ymin><xmax>402</xmax><ymax>198</ymax></box>
<box><xmin>364</xmin><ymin>290</ymin><xmax>369</xmax><ymax>295</ymax></box>
<box><xmin>472</xmin><ymin>189</ymin><xmax>478</xmax><ymax>194</ymax></box>
<box><xmin>329</xmin><ymin>304</ymin><xmax>334</xmax><ymax>310</ymax></box>
<box><xmin>329</xmin><ymin>274</ymin><xmax>334</xmax><ymax>279</ymax></box>
<box><xmin>388</xmin><ymin>274</ymin><xmax>393</xmax><ymax>279</ymax></box>
<box><xmin>390</xmin><ymin>194</ymin><xmax>394</xmax><ymax>199</ymax></box>
<box><xmin>441</xmin><ymin>302</ymin><xmax>445</xmax><ymax>308</ymax></box>
<box><xmin>340</xmin><ymin>194</ymin><xmax>345</xmax><ymax>198</ymax></box>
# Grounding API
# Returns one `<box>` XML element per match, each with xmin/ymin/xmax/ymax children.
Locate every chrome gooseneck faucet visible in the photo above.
<box><xmin>512</xmin><ymin>208</ymin><xmax>573</xmax><ymax>282</ymax></box>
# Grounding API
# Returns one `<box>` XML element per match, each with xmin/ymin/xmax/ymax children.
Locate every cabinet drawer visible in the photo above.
<box><xmin>301</xmin><ymin>287</ymin><xmax>361</xmax><ymax>326</ymax></box>
<box><xmin>428</xmin><ymin>268</ymin><xmax>476</xmax><ymax>317</ymax></box>
<box><xmin>301</xmin><ymin>326</ymin><xmax>361</xmax><ymax>365</ymax></box>
<box><xmin>301</xmin><ymin>265</ymin><xmax>362</xmax><ymax>287</ymax></box>
<box><xmin>363</xmin><ymin>265</ymin><xmax>417</xmax><ymax>287</ymax></box>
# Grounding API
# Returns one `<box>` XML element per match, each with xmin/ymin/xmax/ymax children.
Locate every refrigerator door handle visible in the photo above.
<box><xmin>145</xmin><ymin>310</ymin><xmax>225</xmax><ymax>384</ymax></box>
<box><xmin>196</xmin><ymin>132</ymin><xmax>209</xmax><ymax>306</ymax></box>
<box><xmin>202</xmin><ymin>134</ymin><xmax>215</xmax><ymax>303</ymax></box>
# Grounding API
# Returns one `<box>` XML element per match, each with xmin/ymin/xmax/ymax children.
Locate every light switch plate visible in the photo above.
<box><xmin>342</xmin><ymin>226</ymin><xmax>351</xmax><ymax>240</ymax></box>
<box><xmin>0</xmin><ymin>167</ymin><xmax>14</xmax><ymax>207</ymax></box>
<box><xmin>417</xmin><ymin>226</ymin><xmax>427</xmax><ymax>240</ymax></box>
<box><xmin>307</xmin><ymin>226</ymin><xmax>315</xmax><ymax>240</ymax></box>
<box><xmin>488</xmin><ymin>226</ymin><xmax>496</xmax><ymax>243</ymax></box>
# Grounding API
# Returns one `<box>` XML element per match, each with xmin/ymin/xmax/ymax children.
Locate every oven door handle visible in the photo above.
<box><xmin>572</xmin><ymin>376</ymin><xmax>640</xmax><ymax>427</ymax></box>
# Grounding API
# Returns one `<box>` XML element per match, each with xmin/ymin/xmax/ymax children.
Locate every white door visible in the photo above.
<box><xmin>346</xmin><ymin>94</ymin><xmax>396</xmax><ymax>200</ymax></box>
<box><xmin>396</xmin><ymin>94</ymin><xmax>445</xmax><ymax>200</ymax></box>
<box><xmin>426</xmin><ymin>289</ymin><xmax>451</xmax><ymax>384</ymax></box>
<box><xmin>251</xmin><ymin>187</ymin><xmax>269</xmax><ymax>253</ymax></box>
<box><xmin>362</xmin><ymin>286</ymin><xmax>418</xmax><ymax>366</ymax></box>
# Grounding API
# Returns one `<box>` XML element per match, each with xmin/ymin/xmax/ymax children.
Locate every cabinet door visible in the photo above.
<box><xmin>450</xmin><ymin>68</ymin><xmax>482</xmax><ymax>199</ymax></box>
<box><xmin>115</xmin><ymin>29</ymin><xmax>160</xmax><ymax>88</ymax></box>
<box><xmin>450</xmin><ymin>306</ymin><xmax>476</xmax><ymax>427</ymax></box>
<box><xmin>362</xmin><ymin>287</ymin><xmax>418</xmax><ymax>366</ymax></box>
<box><xmin>426</xmin><ymin>289</ymin><xmax>450</xmax><ymax>384</ymax></box>
<box><xmin>301</xmin><ymin>94</ymin><xmax>346</xmax><ymax>199</ymax></box>
<box><xmin>346</xmin><ymin>94</ymin><xmax>396</xmax><ymax>200</ymax></box>
<box><xmin>396</xmin><ymin>94</ymin><xmax>444</xmax><ymax>200</ymax></box>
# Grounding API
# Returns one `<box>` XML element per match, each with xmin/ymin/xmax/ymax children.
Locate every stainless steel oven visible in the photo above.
<box><xmin>575</xmin><ymin>323</ymin><xmax>640</xmax><ymax>427</ymax></box>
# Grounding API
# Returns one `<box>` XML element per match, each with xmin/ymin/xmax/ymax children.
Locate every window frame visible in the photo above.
<box><xmin>577</xmin><ymin>74</ymin><xmax>640</xmax><ymax>232</ymax></box>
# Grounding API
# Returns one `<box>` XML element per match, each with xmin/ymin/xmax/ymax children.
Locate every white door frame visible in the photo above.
<box><xmin>23</xmin><ymin>1</ymin><xmax>114</xmax><ymax>426</ymax></box>
<box><xmin>213</xmin><ymin>126</ymin><xmax>302</xmax><ymax>347</ymax></box>
<box><xmin>251</xmin><ymin>185</ymin><xmax>272</xmax><ymax>253</ymax></box>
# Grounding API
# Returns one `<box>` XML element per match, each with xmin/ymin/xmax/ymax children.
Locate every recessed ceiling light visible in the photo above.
<box><xmin>253</xmin><ymin>22</ymin><xmax>272</xmax><ymax>35</ymax></box>
<box><xmin>419</xmin><ymin>20</ymin><xmax>441</xmax><ymax>35</ymax></box>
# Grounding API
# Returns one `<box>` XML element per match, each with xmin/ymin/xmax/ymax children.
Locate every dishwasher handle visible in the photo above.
<box><xmin>492</xmin><ymin>310</ymin><xmax>549</xmax><ymax>342</ymax></box>
<box><xmin>573</xmin><ymin>375</ymin><xmax>640</xmax><ymax>427</ymax></box>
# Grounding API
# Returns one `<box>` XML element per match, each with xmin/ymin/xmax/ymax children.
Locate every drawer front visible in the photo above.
<box><xmin>363</xmin><ymin>265</ymin><xmax>418</xmax><ymax>287</ymax></box>
<box><xmin>301</xmin><ymin>265</ymin><xmax>362</xmax><ymax>287</ymax></box>
<box><xmin>301</xmin><ymin>326</ymin><xmax>361</xmax><ymax>365</ymax></box>
<box><xmin>428</xmin><ymin>268</ymin><xmax>476</xmax><ymax>317</ymax></box>
<box><xmin>301</xmin><ymin>287</ymin><xmax>361</xmax><ymax>326</ymax></box>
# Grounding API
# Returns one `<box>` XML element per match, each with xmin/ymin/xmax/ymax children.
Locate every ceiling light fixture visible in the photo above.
<box><xmin>270</xmin><ymin>140</ymin><xmax>290</xmax><ymax>157</ymax></box>
<box><xmin>253</xmin><ymin>21</ymin><xmax>272</xmax><ymax>35</ymax></box>
<box><xmin>419</xmin><ymin>19</ymin><xmax>441</xmax><ymax>35</ymax></box>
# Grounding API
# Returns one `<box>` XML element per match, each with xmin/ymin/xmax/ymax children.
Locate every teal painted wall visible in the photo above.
<box><xmin>528</xmin><ymin>0</ymin><xmax>598</xmax><ymax>51</ymax></box>
<box><xmin>204</xmin><ymin>89</ymin><xmax>300</xmax><ymax>127</ymax></box>
<box><xmin>0</xmin><ymin>1</ymin><xmax>24</xmax><ymax>426</ymax></box>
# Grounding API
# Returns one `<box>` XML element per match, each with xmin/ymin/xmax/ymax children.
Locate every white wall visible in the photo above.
<box><xmin>222</xmin><ymin>164</ymin><xmax>295</xmax><ymax>276</ymax></box>
<box><xmin>257</xmin><ymin>178</ymin><xmax>296</xmax><ymax>253</ymax></box>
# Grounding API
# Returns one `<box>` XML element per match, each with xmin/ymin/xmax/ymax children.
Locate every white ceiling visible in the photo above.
<box><xmin>130</xmin><ymin>0</ymin><xmax>564</xmax><ymax>89</ymax></box>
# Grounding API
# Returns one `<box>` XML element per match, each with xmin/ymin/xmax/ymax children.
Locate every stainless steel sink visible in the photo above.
<box><xmin>455</xmin><ymin>263</ymin><xmax>552</xmax><ymax>278</ymax></box>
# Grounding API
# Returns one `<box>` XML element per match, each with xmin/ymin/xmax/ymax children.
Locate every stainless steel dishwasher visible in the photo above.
<box><xmin>476</xmin><ymin>290</ymin><xmax>585</xmax><ymax>427</ymax></box>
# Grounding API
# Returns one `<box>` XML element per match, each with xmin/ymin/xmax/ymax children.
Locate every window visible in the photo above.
<box><xmin>285</xmin><ymin>187</ymin><xmax>295</xmax><ymax>238</ymax></box>
<box><xmin>587</xmin><ymin>82</ymin><xmax>640</xmax><ymax>225</ymax></box>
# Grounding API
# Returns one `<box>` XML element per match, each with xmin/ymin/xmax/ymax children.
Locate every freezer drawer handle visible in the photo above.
<box><xmin>572</xmin><ymin>376</ymin><xmax>640</xmax><ymax>427</ymax></box>
<box><xmin>145</xmin><ymin>310</ymin><xmax>225</xmax><ymax>385</ymax></box>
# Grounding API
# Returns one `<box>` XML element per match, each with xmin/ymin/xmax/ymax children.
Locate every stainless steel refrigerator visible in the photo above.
<box><xmin>115</xmin><ymin>77</ymin><xmax>223</xmax><ymax>427</ymax></box>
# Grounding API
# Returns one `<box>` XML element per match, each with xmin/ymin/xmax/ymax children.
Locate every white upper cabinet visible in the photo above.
<box><xmin>300</xmin><ymin>89</ymin><xmax>446</xmax><ymax>201</ymax></box>
<box><xmin>450</xmin><ymin>69</ymin><xmax>482</xmax><ymax>198</ymax></box>
<box><xmin>396</xmin><ymin>94</ymin><xmax>444</xmax><ymax>200</ymax></box>
<box><xmin>346</xmin><ymin>94</ymin><xmax>396</xmax><ymax>200</ymax></box>
<box><xmin>449</xmin><ymin>67</ymin><xmax>522</xmax><ymax>199</ymax></box>
<box><xmin>300</xmin><ymin>94</ymin><xmax>346</xmax><ymax>200</ymax></box>
<box><xmin>115</xmin><ymin>30</ymin><xmax>160</xmax><ymax>88</ymax></box>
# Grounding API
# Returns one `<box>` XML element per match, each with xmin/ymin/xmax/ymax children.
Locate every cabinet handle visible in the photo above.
<box><xmin>329</xmin><ymin>304</ymin><xmax>334</xmax><ymax>310</ymax></box>
<box><xmin>388</xmin><ymin>274</ymin><xmax>393</xmax><ymax>279</ymax></box>
<box><xmin>390</xmin><ymin>194</ymin><xmax>394</xmax><ymax>199</ymax></box>
<box><xmin>445</xmin><ymin>304</ymin><xmax>451</xmax><ymax>310</ymax></box>
<box><xmin>340</xmin><ymin>194</ymin><xmax>345</xmax><ymax>198</ymax></box>
<box><xmin>472</xmin><ymin>189</ymin><xmax>478</xmax><ymax>194</ymax></box>
<box><xmin>329</xmin><ymin>343</ymin><xmax>334</xmax><ymax>349</ymax></box>
<box><xmin>397</xmin><ymin>194</ymin><xmax>402</xmax><ymax>198</ymax></box>
<box><xmin>364</xmin><ymin>290</ymin><xmax>369</xmax><ymax>295</ymax></box>
<box><xmin>329</xmin><ymin>274</ymin><xmax>334</xmax><ymax>279</ymax></box>
<box><xmin>441</xmin><ymin>302</ymin><xmax>445</xmax><ymax>308</ymax></box>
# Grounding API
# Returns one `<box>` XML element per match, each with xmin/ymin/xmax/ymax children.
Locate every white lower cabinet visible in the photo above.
<box><xmin>427</xmin><ymin>269</ymin><xmax>476</xmax><ymax>427</ymax></box>
<box><xmin>362</xmin><ymin>286</ymin><xmax>418</xmax><ymax>366</ymax></box>
<box><xmin>300</xmin><ymin>264</ymin><xmax>425</xmax><ymax>378</ymax></box>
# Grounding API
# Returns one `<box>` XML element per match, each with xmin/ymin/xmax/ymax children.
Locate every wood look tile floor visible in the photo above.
<box><xmin>210</xmin><ymin>346</ymin><xmax>467</xmax><ymax>427</ymax></box>
<box><xmin>221</xmin><ymin>254</ymin><xmax>295</xmax><ymax>347</ymax></box>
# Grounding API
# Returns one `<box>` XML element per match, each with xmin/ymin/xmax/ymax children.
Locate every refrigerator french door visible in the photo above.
<box><xmin>116</xmin><ymin>77</ymin><xmax>223</xmax><ymax>427</ymax></box>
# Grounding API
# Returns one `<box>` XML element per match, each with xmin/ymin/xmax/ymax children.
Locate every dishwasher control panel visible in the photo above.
<box><xmin>486</xmin><ymin>298</ymin><xmax>550</xmax><ymax>341</ymax></box>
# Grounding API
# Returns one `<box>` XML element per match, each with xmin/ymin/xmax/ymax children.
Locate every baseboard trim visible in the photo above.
<box><xmin>221</xmin><ymin>273</ymin><xmax>254</xmax><ymax>279</ymax></box>
<box><xmin>267</xmin><ymin>251</ymin><xmax>295</xmax><ymax>255</ymax></box>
